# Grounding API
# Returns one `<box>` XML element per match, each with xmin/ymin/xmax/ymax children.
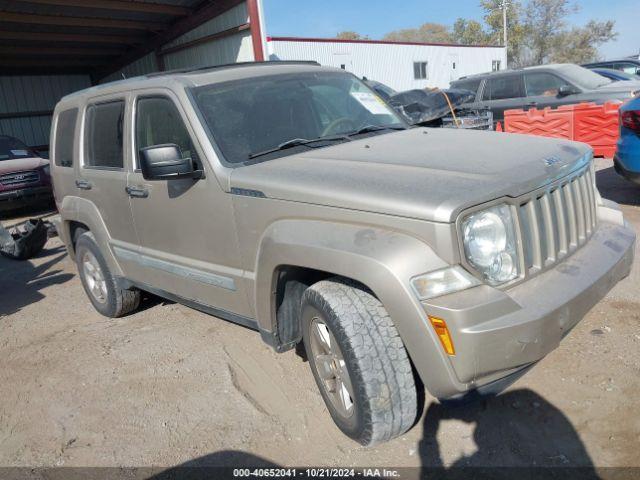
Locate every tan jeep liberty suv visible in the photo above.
<box><xmin>50</xmin><ymin>62</ymin><xmax>635</xmax><ymax>446</ymax></box>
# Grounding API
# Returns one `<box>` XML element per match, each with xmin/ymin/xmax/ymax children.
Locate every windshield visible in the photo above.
<box><xmin>0</xmin><ymin>136</ymin><xmax>36</xmax><ymax>161</ymax></box>
<box><xmin>558</xmin><ymin>64</ymin><xmax>612</xmax><ymax>90</ymax></box>
<box><xmin>190</xmin><ymin>71</ymin><xmax>406</xmax><ymax>164</ymax></box>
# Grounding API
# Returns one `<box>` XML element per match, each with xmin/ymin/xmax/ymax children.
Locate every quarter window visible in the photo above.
<box><xmin>414</xmin><ymin>62</ymin><xmax>428</xmax><ymax>80</ymax></box>
<box><xmin>54</xmin><ymin>108</ymin><xmax>78</xmax><ymax>167</ymax></box>
<box><xmin>135</xmin><ymin>96</ymin><xmax>198</xmax><ymax>168</ymax></box>
<box><xmin>482</xmin><ymin>75</ymin><xmax>524</xmax><ymax>100</ymax></box>
<box><xmin>524</xmin><ymin>73</ymin><xmax>570</xmax><ymax>97</ymax></box>
<box><xmin>84</xmin><ymin>101</ymin><xmax>124</xmax><ymax>169</ymax></box>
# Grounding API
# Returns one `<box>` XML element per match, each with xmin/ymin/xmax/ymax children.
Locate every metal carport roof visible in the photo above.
<box><xmin>0</xmin><ymin>0</ymin><xmax>265</xmax><ymax>81</ymax></box>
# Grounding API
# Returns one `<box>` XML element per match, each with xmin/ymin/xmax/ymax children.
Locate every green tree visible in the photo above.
<box><xmin>523</xmin><ymin>0</ymin><xmax>579</xmax><ymax>64</ymax></box>
<box><xmin>549</xmin><ymin>20</ymin><xmax>617</xmax><ymax>63</ymax></box>
<box><xmin>383</xmin><ymin>23</ymin><xmax>453</xmax><ymax>43</ymax></box>
<box><xmin>452</xmin><ymin>18</ymin><xmax>489</xmax><ymax>45</ymax></box>
<box><xmin>479</xmin><ymin>0</ymin><xmax>526</xmax><ymax>66</ymax></box>
<box><xmin>336</xmin><ymin>31</ymin><xmax>369</xmax><ymax>40</ymax></box>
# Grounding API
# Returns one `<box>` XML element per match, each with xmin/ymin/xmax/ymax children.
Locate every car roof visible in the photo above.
<box><xmin>583</xmin><ymin>58</ymin><xmax>640</xmax><ymax>66</ymax></box>
<box><xmin>57</xmin><ymin>61</ymin><xmax>328</xmax><ymax>106</ymax></box>
<box><xmin>454</xmin><ymin>63</ymin><xmax>572</xmax><ymax>82</ymax></box>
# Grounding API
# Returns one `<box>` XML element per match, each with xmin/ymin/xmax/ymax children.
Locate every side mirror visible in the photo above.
<box><xmin>558</xmin><ymin>85</ymin><xmax>578</xmax><ymax>97</ymax></box>
<box><xmin>139</xmin><ymin>144</ymin><xmax>203</xmax><ymax>181</ymax></box>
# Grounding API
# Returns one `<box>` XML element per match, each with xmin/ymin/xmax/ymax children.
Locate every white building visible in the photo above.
<box><xmin>267</xmin><ymin>37</ymin><xmax>507</xmax><ymax>91</ymax></box>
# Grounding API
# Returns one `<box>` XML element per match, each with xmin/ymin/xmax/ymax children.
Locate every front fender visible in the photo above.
<box><xmin>254</xmin><ymin>219</ymin><xmax>465</xmax><ymax>398</ymax></box>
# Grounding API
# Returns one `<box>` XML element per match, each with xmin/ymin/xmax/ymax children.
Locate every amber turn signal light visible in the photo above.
<box><xmin>429</xmin><ymin>316</ymin><xmax>455</xmax><ymax>356</ymax></box>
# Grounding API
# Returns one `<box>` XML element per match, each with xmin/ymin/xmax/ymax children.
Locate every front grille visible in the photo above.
<box><xmin>518</xmin><ymin>165</ymin><xmax>598</xmax><ymax>275</ymax></box>
<box><xmin>0</xmin><ymin>170</ymin><xmax>40</xmax><ymax>187</ymax></box>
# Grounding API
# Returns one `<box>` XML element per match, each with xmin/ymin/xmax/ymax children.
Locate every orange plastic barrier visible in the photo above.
<box><xmin>572</xmin><ymin>102</ymin><xmax>621</xmax><ymax>158</ymax></box>
<box><xmin>504</xmin><ymin>105</ymin><xmax>574</xmax><ymax>140</ymax></box>
<box><xmin>504</xmin><ymin>102</ymin><xmax>621</xmax><ymax>157</ymax></box>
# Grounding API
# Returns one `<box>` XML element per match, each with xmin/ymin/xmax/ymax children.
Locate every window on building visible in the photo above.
<box><xmin>492</xmin><ymin>60</ymin><xmax>502</xmax><ymax>72</ymax></box>
<box><xmin>340</xmin><ymin>64</ymin><xmax>346</xmax><ymax>70</ymax></box>
<box><xmin>54</xmin><ymin>108</ymin><xmax>78</xmax><ymax>167</ymax></box>
<box><xmin>413</xmin><ymin>62</ymin><xmax>428</xmax><ymax>80</ymax></box>
<box><xmin>84</xmin><ymin>101</ymin><xmax>124</xmax><ymax>169</ymax></box>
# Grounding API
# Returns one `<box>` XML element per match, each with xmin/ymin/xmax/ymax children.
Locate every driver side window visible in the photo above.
<box><xmin>524</xmin><ymin>73</ymin><xmax>570</xmax><ymax>97</ymax></box>
<box><xmin>135</xmin><ymin>96</ymin><xmax>199</xmax><ymax>168</ymax></box>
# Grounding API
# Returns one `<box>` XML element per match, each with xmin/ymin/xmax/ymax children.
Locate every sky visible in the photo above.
<box><xmin>263</xmin><ymin>0</ymin><xmax>639</xmax><ymax>60</ymax></box>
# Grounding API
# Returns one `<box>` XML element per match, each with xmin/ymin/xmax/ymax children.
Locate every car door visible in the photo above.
<box><xmin>77</xmin><ymin>95</ymin><xmax>140</xmax><ymax>276</ymax></box>
<box><xmin>523</xmin><ymin>71</ymin><xmax>580</xmax><ymax>110</ymax></box>
<box><xmin>477</xmin><ymin>73</ymin><xmax>526</xmax><ymax>123</ymax></box>
<box><xmin>126</xmin><ymin>90</ymin><xmax>251</xmax><ymax>318</ymax></box>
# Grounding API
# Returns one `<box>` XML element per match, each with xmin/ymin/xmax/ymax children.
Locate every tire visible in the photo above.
<box><xmin>301</xmin><ymin>277</ymin><xmax>417</xmax><ymax>446</ymax></box>
<box><xmin>75</xmin><ymin>232</ymin><xmax>140</xmax><ymax>318</ymax></box>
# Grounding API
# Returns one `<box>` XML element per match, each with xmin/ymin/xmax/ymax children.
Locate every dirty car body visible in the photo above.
<box><xmin>50</xmin><ymin>63</ymin><xmax>635</xmax><ymax>445</ymax></box>
<box><xmin>364</xmin><ymin>79</ymin><xmax>493</xmax><ymax>130</ymax></box>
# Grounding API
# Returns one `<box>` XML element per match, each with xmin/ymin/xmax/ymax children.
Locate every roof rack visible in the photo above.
<box><xmin>145</xmin><ymin>60</ymin><xmax>321</xmax><ymax>78</ymax></box>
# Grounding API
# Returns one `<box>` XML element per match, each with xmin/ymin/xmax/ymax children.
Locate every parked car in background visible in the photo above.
<box><xmin>583</xmin><ymin>58</ymin><xmax>640</xmax><ymax>76</ymax></box>
<box><xmin>364</xmin><ymin>79</ymin><xmax>493</xmax><ymax>130</ymax></box>
<box><xmin>0</xmin><ymin>135</ymin><xmax>52</xmax><ymax>212</ymax></box>
<box><xmin>614</xmin><ymin>95</ymin><xmax>640</xmax><ymax>183</ymax></box>
<box><xmin>451</xmin><ymin>64</ymin><xmax>640</xmax><ymax>123</ymax></box>
<box><xmin>591</xmin><ymin>68</ymin><xmax>640</xmax><ymax>83</ymax></box>
<box><xmin>51</xmin><ymin>62</ymin><xmax>635</xmax><ymax>446</ymax></box>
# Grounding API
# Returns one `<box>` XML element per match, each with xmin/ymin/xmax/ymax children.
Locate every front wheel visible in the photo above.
<box><xmin>75</xmin><ymin>232</ymin><xmax>140</xmax><ymax>318</ymax></box>
<box><xmin>301</xmin><ymin>278</ymin><xmax>417</xmax><ymax>445</ymax></box>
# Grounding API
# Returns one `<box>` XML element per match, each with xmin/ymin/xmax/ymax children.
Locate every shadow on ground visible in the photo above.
<box><xmin>419</xmin><ymin>389</ymin><xmax>599</xmax><ymax>478</ymax></box>
<box><xmin>596</xmin><ymin>166</ymin><xmax>640</xmax><ymax>207</ymax></box>
<box><xmin>149</xmin><ymin>389</ymin><xmax>598</xmax><ymax>479</ymax></box>
<box><xmin>0</xmin><ymin>245</ymin><xmax>73</xmax><ymax>317</ymax></box>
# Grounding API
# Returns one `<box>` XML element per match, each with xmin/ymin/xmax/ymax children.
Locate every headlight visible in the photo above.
<box><xmin>411</xmin><ymin>266</ymin><xmax>480</xmax><ymax>300</ymax></box>
<box><xmin>462</xmin><ymin>204</ymin><xmax>519</xmax><ymax>285</ymax></box>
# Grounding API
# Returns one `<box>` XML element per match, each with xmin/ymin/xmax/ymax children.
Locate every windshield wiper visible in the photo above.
<box><xmin>248</xmin><ymin>135</ymin><xmax>351</xmax><ymax>159</ymax></box>
<box><xmin>347</xmin><ymin>124</ymin><xmax>407</xmax><ymax>136</ymax></box>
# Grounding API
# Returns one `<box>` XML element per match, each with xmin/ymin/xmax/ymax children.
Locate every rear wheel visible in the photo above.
<box><xmin>75</xmin><ymin>232</ymin><xmax>140</xmax><ymax>318</ymax></box>
<box><xmin>302</xmin><ymin>278</ymin><xmax>417</xmax><ymax>445</ymax></box>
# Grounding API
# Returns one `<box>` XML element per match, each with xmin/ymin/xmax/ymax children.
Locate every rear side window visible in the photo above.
<box><xmin>84</xmin><ymin>101</ymin><xmax>124</xmax><ymax>169</ymax></box>
<box><xmin>54</xmin><ymin>108</ymin><xmax>78</xmax><ymax>167</ymax></box>
<box><xmin>453</xmin><ymin>78</ymin><xmax>482</xmax><ymax>95</ymax></box>
<box><xmin>482</xmin><ymin>75</ymin><xmax>524</xmax><ymax>100</ymax></box>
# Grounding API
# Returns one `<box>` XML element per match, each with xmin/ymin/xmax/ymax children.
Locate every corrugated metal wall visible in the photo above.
<box><xmin>103</xmin><ymin>1</ymin><xmax>253</xmax><ymax>81</ymax></box>
<box><xmin>101</xmin><ymin>53</ymin><xmax>159</xmax><ymax>84</ymax></box>
<box><xmin>269</xmin><ymin>40</ymin><xmax>507</xmax><ymax>90</ymax></box>
<box><xmin>0</xmin><ymin>74</ymin><xmax>91</xmax><ymax>149</ymax></box>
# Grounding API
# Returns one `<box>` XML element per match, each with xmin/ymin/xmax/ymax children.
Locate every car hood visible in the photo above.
<box><xmin>0</xmin><ymin>157</ymin><xmax>48</xmax><ymax>175</ymax></box>
<box><xmin>230</xmin><ymin>128</ymin><xmax>591</xmax><ymax>223</ymax></box>
<box><xmin>595</xmin><ymin>80</ymin><xmax>640</xmax><ymax>93</ymax></box>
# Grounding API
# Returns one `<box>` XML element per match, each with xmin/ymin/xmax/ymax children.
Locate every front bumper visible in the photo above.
<box><xmin>614</xmin><ymin>155</ymin><xmax>640</xmax><ymax>184</ymax></box>
<box><xmin>0</xmin><ymin>186</ymin><xmax>53</xmax><ymax>210</ymax></box>
<box><xmin>424</xmin><ymin>213</ymin><xmax>635</xmax><ymax>398</ymax></box>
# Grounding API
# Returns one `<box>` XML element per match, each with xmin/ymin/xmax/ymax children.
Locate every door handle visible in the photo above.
<box><xmin>75</xmin><ymin>179</ymin><xmax>92</xmax><ymax>190</ymax></box>
<box><xmin>126</xmin><ymin>186</ymin><xmax>149</xmax><ymax>198</ymax></box>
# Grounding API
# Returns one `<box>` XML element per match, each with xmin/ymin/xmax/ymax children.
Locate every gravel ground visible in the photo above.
<box><xmin>0</xmin><ymin>159</ymin><xmax>638</xmax><ymax>475</ymax></box>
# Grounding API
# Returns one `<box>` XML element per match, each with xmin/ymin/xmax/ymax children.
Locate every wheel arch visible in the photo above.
<box><xmin>254</xmin><ymin>219</ymin><xmax>460</xmax><ymax>396</ymax></box>
<box><xmin>58</xmin><ymin>196</ymin><xmax>124</xmax><ymax>276</ymax></box>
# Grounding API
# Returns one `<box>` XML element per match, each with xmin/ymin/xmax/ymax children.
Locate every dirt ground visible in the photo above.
<box><xmin>0</xmin><ymin>159</ymin><xmax>639</xmax><ymax>475</ymax></box>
